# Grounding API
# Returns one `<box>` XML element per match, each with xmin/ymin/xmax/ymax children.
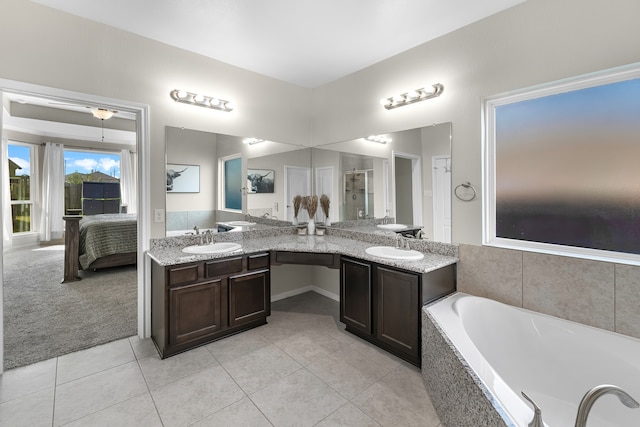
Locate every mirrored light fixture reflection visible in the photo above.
<box><xmin>380</xmin><ymin>83</ymin><xmax>444</xmax><ymax>110</ymax></box>
<box><xmin>243</xmin><ymin>137</ymin><xmax>265</xmax><ymax>145</ymax></box>
<box><xmin>366</xmin><ymin>134</ymin><xmax>392</xmax><ymax>144</ymax></box>
<box><xmin>170</xmin><ymin>89</ymin><xmax>234</xmax><ymax>112</ymax></box>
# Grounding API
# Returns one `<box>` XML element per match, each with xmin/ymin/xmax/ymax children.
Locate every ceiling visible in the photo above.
<box><xmin>32</xmin><ymin>0</ymin><xmax>524</xmax><ymax>88</ymax></box>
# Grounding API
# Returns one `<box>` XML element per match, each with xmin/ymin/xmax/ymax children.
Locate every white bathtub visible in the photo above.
<box><xmin>427</xmin><ymin>293</ymin><xmax>640</xmax><ymax>427</ymax></box>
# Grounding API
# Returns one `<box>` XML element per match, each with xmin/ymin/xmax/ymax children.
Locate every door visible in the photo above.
<box><xmin>228</xmin><ymin>269</ymin><xmax>270</xmax><ymax>327</ymax></box>
<box><xmin>315</xmin><ymin>166</ymin><xmax>334</xmax><ymax>222</ymax></box>
<box><xmin>340</xmin><ymin>257</ymin><xmax>372</xmax><ymax>335</ymax></box>
<box><xmin>432</xmin><ymin>155</ymin><xmax>452</xmax><ymax>243</ymax></box>
<box><xmin>169</xmin><ymin>279</ymin><xmax>222</xmax><ymax>346</ymax></box>
<box><xmin>375</xmin><ymin>266</ymin><xmax>419</xmax><ymax>362</ymax></box>
<box><xmin>392</xmin><ymin>151</ymin><xmax>422</xmax><ymax>225</ymax></box>
<box><xmin>284</xmin><ymin>165</ymin><xmax>310</xmax><ymax>222</ymax></box>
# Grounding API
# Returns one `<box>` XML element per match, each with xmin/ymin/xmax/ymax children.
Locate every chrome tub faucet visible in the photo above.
<box><xmin>574</xmin><ymin>384</ymin><xmax>639</xmax><ymax>427</ymax></box>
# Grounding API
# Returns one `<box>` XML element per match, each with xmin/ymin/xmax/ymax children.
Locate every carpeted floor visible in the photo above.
<box><xmin>2</xmin><ymin>244</ymin><xmax>137</xmax><ymax>370</ymax></box>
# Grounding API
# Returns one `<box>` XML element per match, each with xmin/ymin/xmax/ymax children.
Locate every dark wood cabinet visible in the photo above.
<box><xmin>340</xmin><ymin>256</ymin><xmax>455</xmax><ymax>367</ymax></box>
<box><xmin>340</xmin><ymin>257</ymin><xmax>372</xmax><ymax>335</ymax></box>
<box><xmin>152</xmin><ymin>252</ymin><xmax>270</xmax><ymax>358</ymax></box>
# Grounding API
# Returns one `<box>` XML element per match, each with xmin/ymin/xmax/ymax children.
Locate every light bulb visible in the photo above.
<box><xmin>406</xmin><ymin>90</ymin><xmax>419</xmax><ymax>100</ymax></box>
<box><xmin>209</xmin><ymin>97</ymin><xmax>220</xmax><ymax>107</ymax></box>
<box><xmin>177</xmin><ymin>90</ymin><xmax>188</xmax><ymax>99</ymax></box>
<box><xmin>194</xmin><ymin>94</ymin><xmax>205</xmax><ymax>103</ymax></box>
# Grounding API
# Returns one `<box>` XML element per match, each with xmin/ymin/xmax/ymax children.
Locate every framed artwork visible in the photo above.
<box><xmin>247</xmin><ymin>169</ymin><xmax>275</xmax><ymax>194</ymax></box>
<box><xmin>166</xmin><ymin>163</ymin><xmax>200</xmax><ymax>193</ymax></box>
<box><xmin>483</xmin><ymin>64</ymin><xmax>640</xmax><ymax>263</ymax></box>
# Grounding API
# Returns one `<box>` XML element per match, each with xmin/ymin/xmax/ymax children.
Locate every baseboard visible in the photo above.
<box><xmin>271</xmin><ymin>285</ymin><xmax>339</xmax><ymax>302</ymax></box>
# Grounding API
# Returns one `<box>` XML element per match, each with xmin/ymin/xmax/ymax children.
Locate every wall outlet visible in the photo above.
<box><xmin>154</xmin><ymin>208</ymin><xmax>165</xmax><ymax>223</ymax></box>
<box><xmin>273</xmin><ymin>202</ymin><xmax>279</xmax><ymax>212</ymax></box>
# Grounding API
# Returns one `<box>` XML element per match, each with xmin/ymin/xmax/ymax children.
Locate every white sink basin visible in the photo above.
<box><xmin>182</xmin><ymin>242</ymin><xmax>242</xmax><ymax>254</ymax></box>
<box><xmin>377</xmin><ymin>224</ymin><xmax>408</xmax><ymax>231</ymax></box>
<box><xmin>365</xmin><ymin>246</ymin><xmax>424</xmax><ymax>260</ymax></box>
<box><xmin>225</xmin><ymin>221</ymin><xmax>256</xmax><ymax>227</ymax></box>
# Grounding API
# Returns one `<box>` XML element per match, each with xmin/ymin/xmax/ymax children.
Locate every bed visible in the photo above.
<box><xmin>63</xmin><ymin>213</ymin><xmax>137</xmax><ymax>282</ymax></box>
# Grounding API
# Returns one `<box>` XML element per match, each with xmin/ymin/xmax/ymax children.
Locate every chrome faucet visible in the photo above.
<box><xmin>521</xmin><ymin>392</ymin><xmax>544</xmax><ymax>427</ymax></box>
<box><xmin>574</xmin><ymin>385</ymin><xmax>639</xmax><ymax>427</ymax></box>
<box><xmin>193</xmin><ymin>225</ymin><xmax>200</xmax><ymax>235</ymax></box>
<box><xmin>245</xmin><ymin>213</ymin><xmax>252</xmax><ymax>222</ymax></box>
<box><xmin>204</xmin><ymin>229</ymin><xmax>213</xmax><ymax>245</ymax></box>
<box><xmin>395</xmin><ymin>233</ymin><xmax>409</xmax><ymax>250</ymax></box>
<box><xmin>383</xmin><ymin>215</ymin><xmax>389</xmax><ymax>225</ymax></box>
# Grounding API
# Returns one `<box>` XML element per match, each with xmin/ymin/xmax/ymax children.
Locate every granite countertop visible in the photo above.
<box><xmin>148</xmin><ymin>228</ymin><xmax>458</xmax><ymax>274</ymax></box>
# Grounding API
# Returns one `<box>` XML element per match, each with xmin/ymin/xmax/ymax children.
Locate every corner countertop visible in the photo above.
<box><xmin>147</xmin><ymin>227</ymin><xmax>458</xmax><ymax>274</ymax></box>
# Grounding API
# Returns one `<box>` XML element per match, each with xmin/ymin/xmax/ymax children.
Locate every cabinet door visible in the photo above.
<box><xmin>376</xmin><ymin>266</ymin><xmax>419</xmax><ymax>359</ymax></box>
<box><xmin>340</xmin><ymin>257</ymin><xmax>372</xmax><ymax>335</ymax></box>
<box><xmin>228</xmin><ymin>269</ymin><xmax>270</xmax><ymax>327</ymax></box>
<box><xmin>169</xmin><ymin>279</ymin><xmax>222</xmax><ymax>346</ymax></box>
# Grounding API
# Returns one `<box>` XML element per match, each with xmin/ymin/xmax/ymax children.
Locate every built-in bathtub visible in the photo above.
<box><xmin>422</xmin><ymin>293</ymin><xmax>640</xmax><ymax>427</ymax></box>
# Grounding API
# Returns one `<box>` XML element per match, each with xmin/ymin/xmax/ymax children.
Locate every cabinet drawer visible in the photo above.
<box><xmin>205</xmin><ymin>257</ymin><xmax>243</xmax><ymax>277</ymax></box>
<box><xmin>247</xmin><ymin>253</ymin><xmax>269</xmax><ymax>270</ymax></box>
<box><xmin>168</xmin><ymin>264</ymin><xmax>200</xmax><ymax>287</ymax></box>
<box><xmin>274</xmin><ymin>251</ymin><xmax>339</xmax><ymax>268</ymax></box>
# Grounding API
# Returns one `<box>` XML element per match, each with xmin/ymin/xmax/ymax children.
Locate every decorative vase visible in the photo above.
<box><xmin>325</xmin><ymin>216</ymin><xmax>331</xmax><ymax>227</ymax></box>
<box><xmin>293</xmin><ymin>217</ymin><xmax>298</xmax><ymax>226</ymax></box>
<box><xmin>307</xmin><ymin>218</ymin><xmax>315</xmax><ymax>235</ymax></box>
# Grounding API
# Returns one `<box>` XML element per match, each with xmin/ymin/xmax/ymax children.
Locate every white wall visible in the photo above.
<box><xmin>312</xmin><ymin>0</ymin><xmax>640</xmax><ymax>245</ymax></box>
<box><xmin>0</xmin><ymin>0</ymin><xmax>312</xmax><ymax>238</ymax></box>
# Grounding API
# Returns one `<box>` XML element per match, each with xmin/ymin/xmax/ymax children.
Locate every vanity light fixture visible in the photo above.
<box><xmin>366</xmin><ymin>135</ymin><xmax>392</xmax><ymax>144</ymax></box>
<box><xmin>380</xmin><ymin>83</ymin><xmax>444</xmax><ymax>110</ymax></box>
<box><xmin>170</xmin><ymin>89</ymin><xmax>234</xmax><ymax>112</ymax></box>
<box><xmin>243</xmin><ymin>138</ymin><xmax>265</xmax><ymax>145</ymax></box>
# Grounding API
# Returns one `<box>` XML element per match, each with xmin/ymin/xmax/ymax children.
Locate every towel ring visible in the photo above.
<box><xmin>454</xmin><ymin>182</ymin><xmax>477</xmax><ymax>202</ymax></box>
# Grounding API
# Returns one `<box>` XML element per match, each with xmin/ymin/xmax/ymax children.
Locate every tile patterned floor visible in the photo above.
<box><xmin>0</xmin><ymin>292</ymin><xmax>441</xmax><ymax>427</ymax></box>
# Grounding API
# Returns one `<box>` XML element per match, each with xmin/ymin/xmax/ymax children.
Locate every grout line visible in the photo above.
<box><xmin>51</xmin><ymin>357</ymin><xmax>58</xmax><ymax>427</ymax></box>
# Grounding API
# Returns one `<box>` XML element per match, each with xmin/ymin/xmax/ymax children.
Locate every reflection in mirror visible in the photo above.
<box><xmin>165</xmin><ymin>126</ymin><xmax>308</xmax><ymax>235</ymax></box>
<box><xmin>311</xmin><ymin>122</ymin><xmax>451</xmax><ymax>242</ymax></box>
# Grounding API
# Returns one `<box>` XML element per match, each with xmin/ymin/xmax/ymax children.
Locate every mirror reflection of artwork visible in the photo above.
<box><xmin>494</xmin><ymin>77</ymin><xmax>640</xmax><ymax>255</ymax></box>
<box><xmin>166</xmin><ymin>164</ymin><xmax>200</xmax><ymax>193</ymax></box>
<box><xmin>247</xmin><ymin>169</ymin><xmax>274</xmax><ymax>194</ymax></box>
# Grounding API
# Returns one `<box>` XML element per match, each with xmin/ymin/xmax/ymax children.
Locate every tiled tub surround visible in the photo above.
<box><xmin>422</xmin><ymin>293</ymin><xmax>640</xmax><ymax>427</ymax></box>
<box><xmin>457</xmin><ymin>244</ymin><xmax>640</xmax><ymax>340</ymax></box>
<box><xmin>148</xmin><ymin>226</ymin><xmax>458</xmax><ymax>272</ymax></box>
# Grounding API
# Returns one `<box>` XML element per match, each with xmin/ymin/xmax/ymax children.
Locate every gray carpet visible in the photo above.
<box><xmin>2</xmin><ymin>244</ymin><xmax>137</xmax><ymax>370</ymax></box>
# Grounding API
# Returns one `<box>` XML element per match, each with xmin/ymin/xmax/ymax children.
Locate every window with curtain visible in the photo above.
<box><xmin>8</xmin><ymin>143</ymin><xmax>34</xmax><ymax>233</ymax></box>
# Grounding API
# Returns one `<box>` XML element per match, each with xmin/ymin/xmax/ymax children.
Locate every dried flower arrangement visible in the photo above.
<box><xmin>304</xmin><ymin>195</ymin><xmax>318</xmax><ymax>218</ymax></box>
<box><xmin>293</xmin><ymin>195</ymin><xmax>302</xmax><ymax>218</ymax></box>
<box><xmin>320</xmin><ymin>194</ymin><xmax>330</xmax><ymax>218</ymax></box>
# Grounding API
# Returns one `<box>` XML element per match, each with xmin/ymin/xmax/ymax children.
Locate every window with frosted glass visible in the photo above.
<box><xmin>224</xmin><ymin>157</ymin><xmax>242</xmax><ymax>210</ymax></box>
<box><xmin>485</xmin><ymin>67</ymin><xmax>640</xmax><ymax>261</ymax></box>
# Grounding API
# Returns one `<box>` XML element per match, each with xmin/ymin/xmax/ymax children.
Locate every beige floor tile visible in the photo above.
<box><xmin>221</xmin><ymin>343</ymin><xmax>302</xmax><ymax>394</ymax></box>
<box><xmin>0</xmin><ymin>388</ymin><xmax>54</xmax><ymax>427</ymax></box>
<box><xmin>191</xmin><ymin>396</ymin><xmax>272</xmax><ymax>426</ymax></box>
<box><xmin>138</xmin><ymin>345</ymin><xmax>218</xmax><ymax>390</ymax></box>
<box><xmin>316</xmin><ymin>402</ymin><xmax>381</xmax><ymax>426</ymax></box>
<box><xmin>129</xmin><ymin>335</ymin><xmax>159</xmax><ymax>359</ymax></box>
<box><xmin>0</xmin><ymin>357</ymin><xmax>56</xmax><ymax>403</ymax></box>
<box><xmin>205</xmin><ymin>329</ymin><xmax>272</xmax><ymax>364</ymax></box>
<box><xmin>273</xmin><ymin>329</ymin><xmax>343</xmax><ymax>366</ymax></box>
<box><xmin>151</xmin><ymin>365</ymin><xmax>245</xmax><ymax>427</ymax></box>
<box><xmin>352</xmin><ymin>364</ymin><xmax>440</xmax><ymax>427</ymax></box>
<box><xmin>250</xmin><ymin>368</ymin><xmax>347</xmax><ymax>427</ymax></box>
<box><xmin>53</xmin><ymin>361</ymin><xmax>148</xmax><ymax>426</ymax></box>
<box><xmin>56</xmin><ymin>338</ymin><xmax>136</xmax><ymax>385</ymax></box>
<box><xmin>63</xmin><ymin>393</ymin><xmax>162</xmax><ymax>427</ymax></box>
<box><xmin>307</xmin><ymin>344</ymin><xmax>398</xmax><ymax>399</ymax></box>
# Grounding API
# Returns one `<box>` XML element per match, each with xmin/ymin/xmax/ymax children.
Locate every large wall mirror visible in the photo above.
<box><xmin>165</xmin><ymin>122</ymin><xmax>451</xmax><ymax>242</ymax></box>
<box><xmin>311</xmin><ymin>122</ymin><xmax>451</xmax><ymax>242</ymax></box>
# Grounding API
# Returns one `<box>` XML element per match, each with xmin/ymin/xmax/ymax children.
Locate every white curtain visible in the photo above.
<box><xmin>120</xmin><ymin>149</ymin><xmax>137</xmax><ymax>214</ymax></box>
<box><xmin>2</xmin><ymin>136</ymin><xmax>13</xmax><ymax>249</ymax></box>
<box><xmin>39</xmin><ymin>142</ymin><xmax>65</xmax><ymax>241</ymax></box>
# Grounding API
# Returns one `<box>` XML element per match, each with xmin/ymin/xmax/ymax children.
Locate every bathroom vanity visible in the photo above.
<box><xmin>151</xmin><ymin>252</ymin><xmax>270</xmax><ymax>358</ymax></box>
<box><xmin>148</xmin><ymin>227</ymin><xmax>457</xmax><ymax>363</ymax></box>
<box><xmin>341</xmin><ymin>257</ymin><xmax>455</xmax><ymax>366</ymax></box>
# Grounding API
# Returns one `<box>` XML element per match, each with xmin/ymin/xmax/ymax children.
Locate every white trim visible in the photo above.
<box><xmin>0</xmin><ymin>79</ymin><xmax>151</xmax><ymax>372</ymax></box>
<box><xmin>482</xmin><ymin>62</ymin><xmax>640</xmax><ymax>266</ymax></box>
